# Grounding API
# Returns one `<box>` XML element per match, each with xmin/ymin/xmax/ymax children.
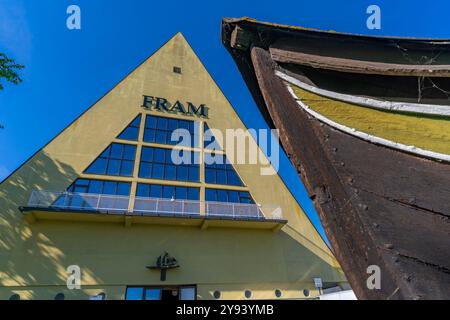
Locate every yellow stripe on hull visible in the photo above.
<box><xmin>290</xmin><ymin>85</ymin><xmax>450</xmax><ymax>156</ymax></box>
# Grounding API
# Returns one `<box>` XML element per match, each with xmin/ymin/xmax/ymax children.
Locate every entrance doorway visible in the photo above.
<box><xmin>125</xmin><ymin>285</ymin><xmax>196</xmax><ymax>300</ymax></box>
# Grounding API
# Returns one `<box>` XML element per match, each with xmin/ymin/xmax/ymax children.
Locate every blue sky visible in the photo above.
<box><xmin>1</xmin><ymin>0</ymin><xmax>449</xmax><ymax>243</ymax></box>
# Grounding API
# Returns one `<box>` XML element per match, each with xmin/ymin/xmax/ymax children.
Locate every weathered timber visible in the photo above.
<box><xmin>270</xmin><ymin>46</ymin><xmax>450</xmax><ymax>77</ymax></box>
<box><xmin>222</xmin><ymin>18</ymin><xmax>450</xmax><ymax>299</ymax></box>
<box><xmin>224</xmin><ymin>17</ymin><xmax>450</xmax><ymax>65</ymax></box>
<box><xmin>230</xmin><ymin>26</ymin><xmax>257</xmax><ymax>51</ymax></box>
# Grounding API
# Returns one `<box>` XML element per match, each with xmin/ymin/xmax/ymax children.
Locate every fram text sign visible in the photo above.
<box><xmin>142</xmin><ymin>96</ymin><xmax>209</xmax><ymax>118</ymax></box>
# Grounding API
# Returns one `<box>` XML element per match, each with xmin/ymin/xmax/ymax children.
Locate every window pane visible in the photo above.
<box><xmin>99</xmin><ymin>147</ymin><xmax>111</xmax><ymax>158</ymax></box>
<box><xmin>162</xmin><ymin>186</ymin><xmax>175</xmax><ymax>199</ymax></box>
<box><xmin>240</xmin><ymin>192</ymin><xmax>252</xmax><ymax>203</ymax></box>
<box><xmin>179</xmin><ymin>120</ymin><xmax>189</xmax><ymax>130</ymax></box>
<box><xmin>217</xmin><ymin>190</ymin><xmax>227</xmax><ymax>202</ymax></box>
<box><xmin>136</xmin><ymin>184</ymin><xmax>149</xmax><ymax>197</ymax></box>
<box><xmin>117</xmin><ymin>183</ymin><xmax>131</xmax><ymax>196</ymax></box>
<box><xmin>164</xmin><ymin>165</ymin><xmax>176</xmax><ymax>180</ymax></box>
<box><xmin>76</xmin><ymin>179</ymin><xmax>89</xmax><ymax>186</ymax></box>
<box><xmin>85</xmin><ymin>158</ymin><xmax>107</xmax><ymax>175</ymax></box>
<box><xmin>188</xmin><ymin>167</ymin><xmax>199</xmax><ymax>182</ymax></box>
<box><xmin>103</xmin><ymin>182</ymin><xmax>117</xmax><ymax>195</ymax></box>
<box><xmin>144</xmin><ymin>130</ymin><xmax>155</xmax><ymax>143</ymax></box>
<box><xmin>154</xmin><ymin>148</ymin><xmax>166</xmax><ymax>163</ymax></box>
<box><xmin>228</xmin><ymin>191</ymin><xmax>239</xmax><ymax>203</ymax></box>
<box><xmin>130</xmin><ymin>115</ymin><xmax>141</xmax><ymax>127</ymax></box>
<box><xmin>126</xmin><ymin>287</ymin><xmax>144</xmax><ymax>300</ymax></box>
<box><xmin>187</xmin><ymin>188</ymin><xmax>199</xmax><ymax>200</ymax></box>
<box><xmin>141</xmin><ymin>147</ymin><xmax>153</xmax><ymax>161</ymax></box>
<box><xmin>216</xmin><ymin>170</ymin><xmax>226</xmax><ymax>185</ymax></box>
<box><xmin>73</xmin><ymin>186</ymin><xmax>88</xmax><ymax>194</ymax></box>
<box><xmin>145</xmin><ymin>115</ymin><xmax>156</xmax><ymax>128</ymax></box>
<box><xmin>123</xmin><ymin>145</ymin><xmax>136</xmax><ymax>160</ymax></box>
<box><xmin>216</xmin><ymin>161</ymin><xmax>227</xmax><ymax>170</ymax></box>
<box><xmin>120</xmin><ymin>160</ymin><xmax>134</xmax><ymax>176</ymax></box>
<box><xmin>206</xmin><ymin>189</ymin><xmax>216</xmax><ymax>201</ymax></box>
<box><xmin>150</xmin><ymin>185</ymin><xmax>162</xmax><ymax>198</ymax></box>
<box><xmin>139</xmin><ymin>163</ymin><xmax>151</xmax><ymax>178</ymax></box>
<box><xmin>155</xmin><ymin>130</ymin><xmax>167</xmax><ymax>144</ymax></box>
<box><xmin>152</xmin><ymin>164</ymin><xmax>164</xmax><ymax>179</ymax></box>
<box><xmin>145</xmin><ymin>289</ymin><xmax>161</xmax><ymax>300</ymax></box>
<box><xmin>88</xmin><ymin>180</ymin><xmax>102</xmax><ymax>194</ymax></box>
<box><xmin>110</xmin><ymin>144</ymin><xmax>123</xmax><ymax>158</ymax></box>
<box><xmin>176</xmin><ymin>187</ymin><xmax>187</xmax><ymax>199</ymax></box>
<box><xmin>205</xmin><ymin>168</ymin><xmax>215</xmax><ymax>184</ymax></box>
<box><xmin>180</xmin><ymin>287</ymin><xmax>196</xmax><ymax>300</ymax></box>
<box><xmin>118</xmin><ymin>127</ymin><xmax>138</xmax><ymax>141</ymax></box>
<box><xmin>227</xmin><ymin>171</ymin><xmax>242</xmax><ymax>186</ymax></box>
<box><xmin>168</xmin><ymin>118</ymin><xmax>178</xmax><ymax>130</ymax></box>
<box><xmin>156</xmin><ymin>117</ymin><xmax>167</xmax><ymax>130</ymax></box>
<box><xmin>107</xmin><ymin>159</ymin><xmax>121</xmax><ymax>175</ymax></box>
<box><xmin>177</xmin><ymin>166</ymin><xmax>188</xmax><ymax>181</ymax></box>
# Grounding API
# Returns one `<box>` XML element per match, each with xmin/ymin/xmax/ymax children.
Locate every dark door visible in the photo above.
<box><xmin>161</xmin><ymin>289</ymin><xmax>179</xmax><ymax>301</ymax></box>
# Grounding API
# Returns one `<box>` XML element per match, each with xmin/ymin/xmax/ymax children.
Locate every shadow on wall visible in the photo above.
<box><xmin>0</xmin><ymin>151</ymin><xmax>346</xmax><ymax>300</ymax></box>
<box><xmin>278</xmin><ymin>229</ymin><xmax>346</xmax><ymax>286</ymax></box>
<box><xmin>0</xmin><ymin>151</ymin><xmax>104</xmax><ymax>299</ymax></box>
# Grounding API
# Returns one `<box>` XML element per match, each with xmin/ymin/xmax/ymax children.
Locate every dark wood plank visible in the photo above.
<box><xmin>270</xmin><ymin>45</ymin><xmax>450</xmax><ymax>77</ymax></box>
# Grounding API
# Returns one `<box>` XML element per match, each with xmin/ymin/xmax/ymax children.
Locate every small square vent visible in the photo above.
<box><xmin>173</xmin><ymin>66</ymin><xmax>182</xmax><ymax>74</ymax></box>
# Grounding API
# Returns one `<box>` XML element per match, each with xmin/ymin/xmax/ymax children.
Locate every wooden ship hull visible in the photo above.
<box><xmin>222</xmin><ymin>18</ymin><xmax>450</xmax><ymax>300</ymax></box>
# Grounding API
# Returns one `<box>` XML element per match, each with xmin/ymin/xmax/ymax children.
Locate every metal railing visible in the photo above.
<box><xmin>26</xmin><ymin>190</ymin><xmax>284</xmax><ymax>221</ymax></box>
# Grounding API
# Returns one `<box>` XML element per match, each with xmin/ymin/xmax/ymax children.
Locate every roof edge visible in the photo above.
<box><xmin>222</xmin><ymin>16</ymin><xmax>450</xmax><ymax>42</ymax></box>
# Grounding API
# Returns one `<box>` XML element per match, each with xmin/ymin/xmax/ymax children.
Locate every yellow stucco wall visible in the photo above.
<box><xmin>0</xmin><ymin>33</ymin><xmax>346</xmax><ymax>300</ymax></box>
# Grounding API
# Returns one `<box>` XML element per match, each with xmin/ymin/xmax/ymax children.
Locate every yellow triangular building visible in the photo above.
<box><xmin>0</xmin><ymin>33</ymin><xmax>347</xmax><ymax>300</ymax></box>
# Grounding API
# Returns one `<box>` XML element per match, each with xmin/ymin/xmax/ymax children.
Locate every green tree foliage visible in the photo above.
<box><xmin>0</xmin><ymin>53</ymin><xmax>24</xmax><ymax>90</ymax></box>
<box><xmin>1</xmin><ymin>53</ymin><xmax>24</xmax><ymax>128</ymax></box>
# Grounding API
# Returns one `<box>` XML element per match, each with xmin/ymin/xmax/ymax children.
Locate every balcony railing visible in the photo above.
<box><xmin>26</xmin><ymin>190</ymin><xmax>284</xmax><ymax>221</ymax></box>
